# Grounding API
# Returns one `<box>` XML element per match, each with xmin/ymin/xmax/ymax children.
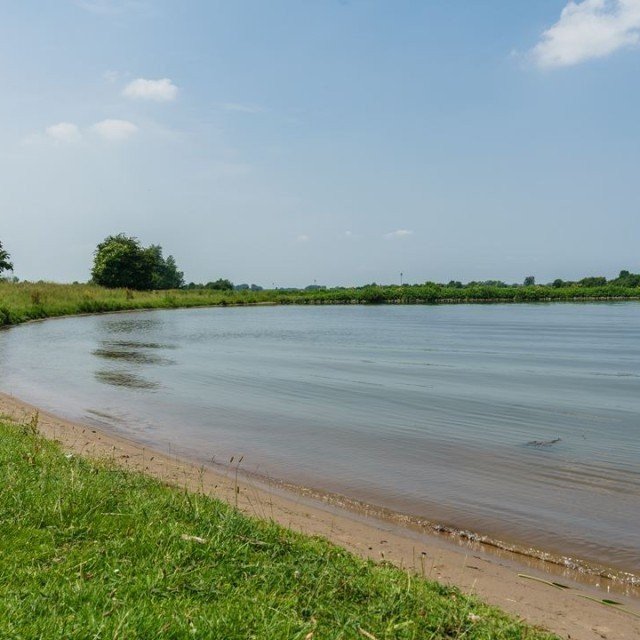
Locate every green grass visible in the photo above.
<box><xmin>0</xmin><ymin>281</ymin><xmax>254</xmax><ymax>326</ymax></box>
<box><xmin>0</xmin><ymin>418</ymin><xmax>557</xmax><ymax>639</ymax></box>
<box><xmin>2</xmin><ymin>280</ymin><xmax>639</xmax><ymax>328</ymax></box>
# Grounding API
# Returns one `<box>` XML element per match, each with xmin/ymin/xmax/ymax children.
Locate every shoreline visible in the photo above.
<box><xmin>2</xmin><ymin>289</ymin><xmax>640</xmax><ymax>331</ymax></box>
<box><xmin>1</xmin><ymin>390</ymin><xmax>639</xmax><ymax>639</ymax></box>
<box><xmin>64</xmin><ymin>411</ymin><xmax>640</xmax><ymax>595</ymax></box>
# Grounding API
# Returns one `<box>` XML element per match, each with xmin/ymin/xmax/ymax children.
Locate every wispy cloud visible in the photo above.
<box><xmin>91</xmin><ymin>119</ymin><xmax>138</xmax><ymax>141</ymax></box>
<box><xmin>45</xmin><ymin>122</ymin><xmax>82</xmax><ymax>143</ymax></box>
<box><xmin>531</xmin><ymin>0</ymin><xmax>640</xmax><ymax>69</ymax></box>
<box><xmin>295</xmin><ymin>234</ymin><xmax>310</xmax><ymax>243</ymax></box>
<box><xmin>25</xmin><ymin>119</ymin><xmax>138</xmax><ymax>145</ymax></box>
<box><xmin>384</xmin><ymin>229</ymin><xmax>413</xmax><ymax>239</ymax></box>
<box><xmin>123</xmin><ymin>78</ymin><xmax>178</xmax><ymax>102</ymax></box>
<box><xmin>221</xmin><ymin>102</ymin><xmax>264</xmax><ymax>114</ymax></box>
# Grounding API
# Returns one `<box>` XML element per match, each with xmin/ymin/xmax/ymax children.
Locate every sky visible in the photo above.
<box><xmin>1</xmin><ymin>0</ymin><xmax>639</xmax><ymax>287</ymax></box>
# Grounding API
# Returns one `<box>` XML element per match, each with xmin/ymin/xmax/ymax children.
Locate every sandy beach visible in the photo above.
<box><xmin>1</xmin><ymin>390</ymin><xmax>638</xmax><ymax>639</ymax></box>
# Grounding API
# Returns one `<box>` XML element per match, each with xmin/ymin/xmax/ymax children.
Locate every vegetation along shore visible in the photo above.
<box><xmin>0</xmin><ymin>413</ymin><xmax>559</xmax><ymax>639</ymax></box>
<box><xmin>1</xmin><ymin>278</ymin><xmax>640</xmax><ymax>328</ymax></box>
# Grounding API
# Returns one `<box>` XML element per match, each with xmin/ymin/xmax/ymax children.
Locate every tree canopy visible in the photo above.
<box><xmin>0</xmin><ymin>241</ymin><xmax>13</xmax><ymax>275</ymax></box>
<box><xmin>146</xmin><ymin>244</ymin><xmax>185</xmax><ymax>290</ymax></box>
<box><xmin>91</xmin><ymin>234</ymin><xmax>184</xmax><ymax>290</ymax></box>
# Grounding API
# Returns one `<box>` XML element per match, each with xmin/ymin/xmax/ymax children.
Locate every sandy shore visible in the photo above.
<box><xmin>1</xmin><ymin>391</ymin><xmax>638</xmax><ymax>639</ymax></box>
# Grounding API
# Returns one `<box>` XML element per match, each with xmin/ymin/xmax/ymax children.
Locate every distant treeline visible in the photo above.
<box><xmin>267</xmin><ymin>279</ymin><xmax>640</xmax><ymax>304</ymax></box>
<box><xmin>183</xmin><ymin>280</ymin><xmax>263</xmax><ymax>292</ymax></box>
<box><xmin>177</xmin><ymin>271</ymin><xmax>640</xmax><ymax>296</ymax></box>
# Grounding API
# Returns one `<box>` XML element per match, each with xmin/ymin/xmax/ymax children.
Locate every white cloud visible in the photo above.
<box><xmin>344</xmin><ymin>230</ymin><xmax>354</xmax><ymax>238</ymax></box>
<box><xmin>123</xmin><ymin>78</ymin><xmax>178</xmax><ymax>102</ymax></box>
<box><xmin>221</xmin><ymin>102</ymin><xmax>264</xmax><ymax>114</ymax></box>
<box><xmin>45</xmin><ymin>122</ymin><xmax>82</xmax><ymax>143</ymax></box>
<box><xmin>531</xmin><ymin>0</ymin><xmax>640</xmax><ymax>69</ymax></box>
<box><xmin>384</xmin><ymin>229</ymin><xmax>413</xmax><ymax>239</ymax></box>
<box><xmin>91</xmin><ymin>119</ymin><xmax>138</xmax><ymax>141</ymax></box>
<box><xmin>295</xmin><ymin>234</ymin><xmax>310</xmax><ymax>243</ymax></box>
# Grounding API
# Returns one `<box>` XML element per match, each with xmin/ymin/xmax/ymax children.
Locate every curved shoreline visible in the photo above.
<box><xmin>1</xmin><ymin>391</ymin><xmax>639</xmax><ymax>639</ymax></box>
<box><xmin>0</xmin><ymin>282</ymin><xmax>640</xmax><ymax>329</ymax></box>
<box><xmin>263</xmin><ymin>475</ymin><xmax>640</xmax><ymax>591</ymax></box>
<box><xmin>68</xmin><ymin>407</ymin><xmax>640</xmax><ymax>594</ymax></box>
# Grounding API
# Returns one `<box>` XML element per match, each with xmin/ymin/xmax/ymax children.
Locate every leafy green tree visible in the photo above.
<box><xmin>92</xmin><ymin>234</ymin><xmax>155</xmax><ymax>290</ymax></box>
<box><xmin>614</xmin><ymin>270</ymin><xmax>640</xmax><ymax>287</ymax></box>
<box><xmin>579</xmin><ymin>276</ymin><xmax>607</xmax><ymax>287</ymax></box>
<box><xmin>146</xmin><ymin>245</ymin><xmax>184</xmax><ymax>289</ymax></box>
<box><xmin>552</xmin><ymin>279</ymin><xmax>564</xmax><ymax>288</ymax></box>
<box><xmin>0</xmin><ymin>241</ymin><xmax>13</xmax><ymax>275</ymax></box>
<box><xmin>523</xmin><ymin>276</ymin><xmax>535</xmax><ymax>286</ymax></box>
<box><xmin>92</xmin><ymin>235</ymin><xmax>185</xmax><ymax>290</ymax></box>
<box><xmin>205</xmin><ymin>278</ymin><xmax>234</xmax><ymax>291</ymax></box>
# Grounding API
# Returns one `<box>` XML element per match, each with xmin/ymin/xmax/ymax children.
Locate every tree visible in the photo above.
<box><xmin>92</xmin><ymin>234</ymin><xmax>155</xmax><ymax>290</ymax></box>
<box><xmin>205</xmin><ymin>279</ymin><xmax>234</xmax><ymax>291</ymax></box>
<box><xmin>614</xmin><ymin>270</ymin><xmax>640</xmax><ymax>287</ymax></box>
<box><xmin>523</xmin><ymin>276</ymin><xmax>535</xmax><ymax>286</ymax></box>
<box><xmin>0</xmin><ymin>241</ymin><xmax>13</xmax><ymax>275</ymax></box>
<box><xmin>146</xmin><ymin>245</ymin><xmax>184</xmax><ymax>289</ymax></box>
<box><xmin>579</xmin><ymin>276</ymin><xmax>607</xmax><ymax>287</ymax></box>
<box><xmin>92</xmin><ymin>235</ymin><xmax>185</xmax><ymax>290</ymax></box>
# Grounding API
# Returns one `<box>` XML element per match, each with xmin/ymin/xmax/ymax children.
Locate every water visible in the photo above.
<box><xmin>1</xmin><ymin>303</ymin><xmax>639</xmax><ymax>580</ymax></box>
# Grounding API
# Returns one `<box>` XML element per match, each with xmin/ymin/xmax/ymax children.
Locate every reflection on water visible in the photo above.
<box><xmin>93</xmin><ymin>346</ymin><xmax>174</xmax><ymax>365</ymax></box>
<box><xmin>94</xmin><ymin>370</ymin><xmax>159</xmax><ymax>390</ymax></box>
<box><xmin>90</xmin><ymin>322</ymin><xmax>176</xmax><ymax>389</ymax></box>
<box><xmin>105</xmin><ymin>340</ymin><xmax>176</xmax><ymax>350</ymax></box>
<box><xmin>1</xmin><ymin>303</ymin><xmax>639</xmax><ymax>585</ymax></box>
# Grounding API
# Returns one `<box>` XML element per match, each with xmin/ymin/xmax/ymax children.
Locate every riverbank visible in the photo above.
<box><xmin>2</xmin><ymin>281</ymin><xmax>640</xmax><ymax>327</ymax></box>
<box><xmin>1</xmin><ymin>391</ymin><xmax>638</xmax><ymax>639</ymax></box>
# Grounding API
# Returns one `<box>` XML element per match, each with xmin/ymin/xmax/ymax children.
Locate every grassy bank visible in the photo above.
<box><xmin>1</xmin><ymin>280</ymin><xmax>639</xmax><ymax>327</ymax></box>
<box><xmin>0</xmin><ymin>417</ymin><xmax>555</xmax><ymax>639</ymax></box>
<box><xmin>0</xmin><ymin>281</ymin><xmax>244</xmax><ymax>326</ymax></box>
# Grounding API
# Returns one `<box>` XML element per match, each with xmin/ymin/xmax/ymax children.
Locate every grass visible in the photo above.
<box><xmin>0</xmin><ymin>281</ymin><xmax>249</xmax><ymax>326</ymax></box>
<box><xmin>2</xmin><ymin>280</ymin><xmax>639</xmax><ymax>328</ymax></box>
<box><xmin>0</xmin><ymin>417</ymin><xmax>558</xmax><ymax>639</ymax></box>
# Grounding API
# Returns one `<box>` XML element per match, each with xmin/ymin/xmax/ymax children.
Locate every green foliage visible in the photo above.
<box><xmin>146</xmin><ymin>244</ymin><xmax>185</xmax><ymax>289</ymax></box>
<box><xmin>204</xmin><ymin>278</ymin><xmax>234</xmax><ymax>291</ymax></box>
<box><xmin>579</xmin><ymin>276</ymin><xmax>607</xmax><ymax>287</ymax></box>
<box><xmin>184</xmin><ymin>279</ymin><xmax>235</xmax><ymax>291</ymax></box>
<box><xmin>0</xmin><ymin>276</ymin><xmax>639</xmax><ymax>328</ymax></box>
<box><xmin>523</xmin><ymin>276</ymin><xmax>535</xmax><ymax>286</ymax></box>
<box><xmin>613</xmin><ymin>270</ymin><xmax>640</xmax><ymax>287</ymax></box>
<box><xmin>92</xmin><ymin>234</ymin><xmax>155</xmax><ymax>290</ymax></box>
<box><xmin>0</xmin><ymin>420</ymin><xmax>558</xmax><ymax>639</ymax></box>
<box><xmin>0</xmin><ymin>240</ymin><xmax>13</xmax><ymax>275</ymax></box>
<box><xmin>91</xmin><ymin>234</ymin><xmax>184</xmax><ymax>291</ymax></box>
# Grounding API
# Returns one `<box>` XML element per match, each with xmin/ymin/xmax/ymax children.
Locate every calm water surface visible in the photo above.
<box><xmin>1</xmin><ymin>304</ymin><xmax>639</xmax><ymax>578</ymax></box>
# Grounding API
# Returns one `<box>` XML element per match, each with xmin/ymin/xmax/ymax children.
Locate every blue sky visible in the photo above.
<box><xmin>1</xmin><ymin>1</ymin><xmax>639</xmax><ymax>286</ymax></box>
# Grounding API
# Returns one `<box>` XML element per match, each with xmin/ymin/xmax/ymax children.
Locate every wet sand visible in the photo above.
<box><xmin>1</xmin><ymin>390</ymin><xmax>638</xmax><ymax>640</ymax></box>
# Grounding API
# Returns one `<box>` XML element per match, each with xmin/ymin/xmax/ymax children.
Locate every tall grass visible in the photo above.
<box><xmin>0</xmin><ymin>281</ymin><xmax>265</xmax><ymax>326</ymax></box>
<box><xmin>0</xmin><ymin>418</ymin><xmax>557</xmax><ymax>639</ymax></box>
<box><xmin>1</xmin><ymin>280</ymin><xmax>639</xmax><ymax>327</ymax></box>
